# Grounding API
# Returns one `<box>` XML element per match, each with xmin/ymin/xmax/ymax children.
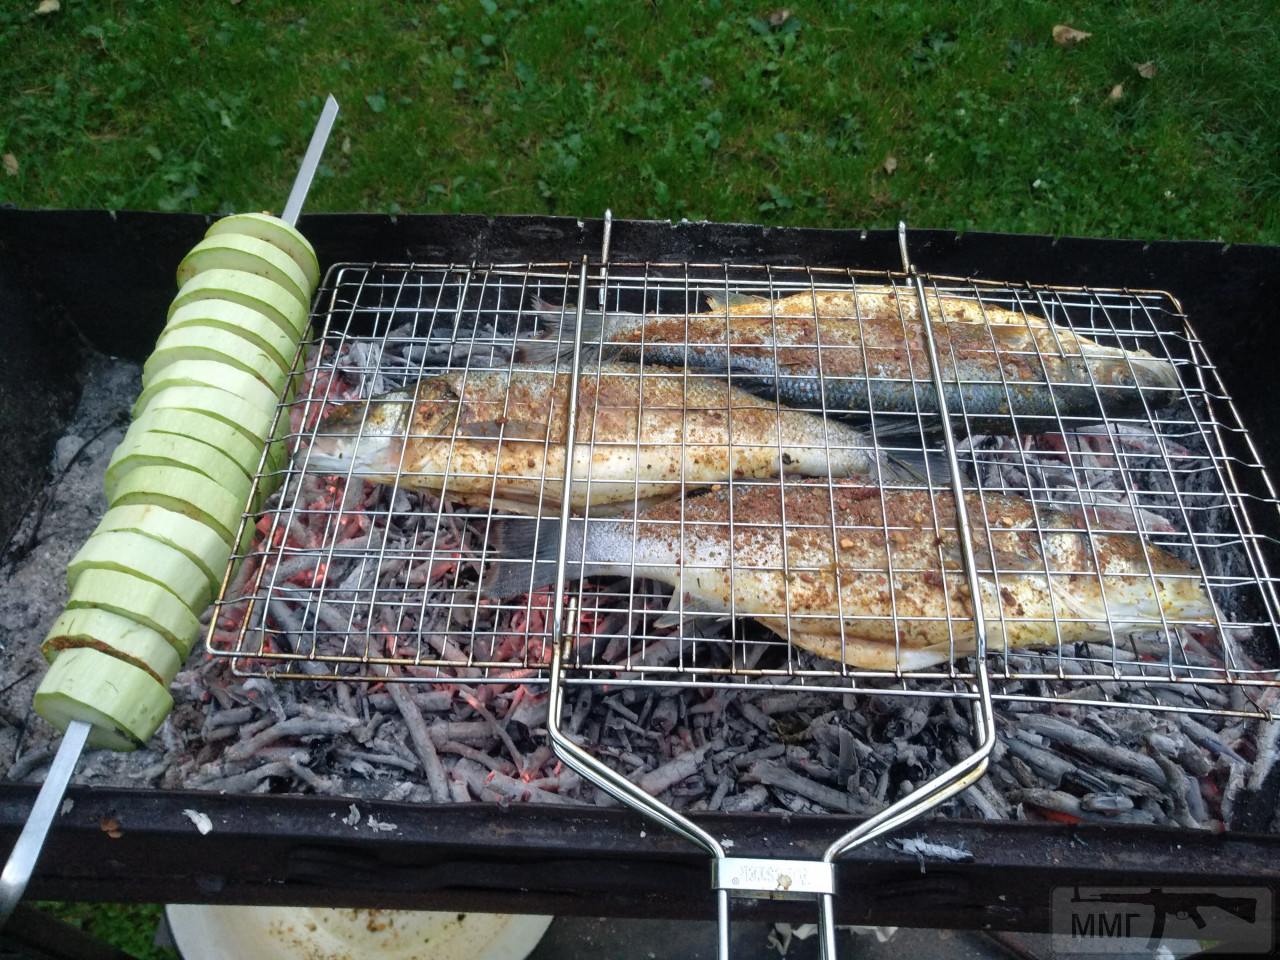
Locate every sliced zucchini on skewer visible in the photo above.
<box><xmin>68</xmin><ymin>529</ymin><xmax>212</xmax><ymax>615</ymax></box>
<box><xmin>170</xmin><ymin>269</ymin><xmax>309</xmax><ymax>340</ymax></box>
<box><xmin>67</xmin><ymin>568</ymin><xmax>200</xmax><ymax>656</ymax></box>
<box><xmin>205</xmin><ymin>212</ymin><xmax>321</xmax><ymax>291</ymax></box>
<box><xmin>132</xmin><ymin>359</ymin><xmax>281</xmax><ymax>421</ymax></box>
<box><xmin>35</xmin><ymin>647</ymin><xmax>174</xmax><ymax>752</ymax></box>
<box><xmin>134</xmin><ymin>386</ymin><xmax>275</xmax><ymax>447</ymax></box>
<box><xmin>129</xmin><ymin>407</ymin><xmax>271</xmax><ymax>485</ymax></box>
<box><xmin>164</xmin><ymin>299</ymin><xmax>300</xmax><ymax>378</ymax></box>
<box><xmin>110</xmin><ymin>464</ymin><xmax>248</xmax><ymax>547</ymax></box>
<box><xmin>96</xmin><ymin>503</ymin><xmax>234</xmax><ymax>594</ymax></box>
<box><xmin>144</xmin><ymin>324</ymin><xmax>290</xmax><ymax>393</ymax></box>
<box><xmin>106</xmin><ymin>429</ymin><xmax>252</xmax><ymax>504</ymax></box>
<box><xmin>42</xmin><ymin>608</ymin><xmax>183</xmax><ymax>685</ymax></box>
<box><xmin>177</xmin><ymin>235</ymin><xmax>311</xmax><ymax>309</ymax></box>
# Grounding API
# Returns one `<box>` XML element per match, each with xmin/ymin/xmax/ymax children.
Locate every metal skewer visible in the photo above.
<box><xmin>0</xmin><ymin>93</ymin><xmax>340</xmax><ymax>928</ymax></box>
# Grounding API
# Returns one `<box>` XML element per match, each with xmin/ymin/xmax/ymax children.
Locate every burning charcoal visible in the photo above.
<box><xmin>743</xmin><ymin>761</ymin><xmax>867</xmax><ymax>815</ymax></box>
<box><xmin>635</xmin><ymin>739</ymin><xmax>723</xmax><ymax>796</ymax></box>
<box><xmin>223</xmin><ymin>716</ymin><xmax>359</xmax><ymax>763</ymax></box>
<box><xmin>1017</xmin><ymin>714</ymin><xmax>1167</xmax><ymax>786</ymax></box>
<box><xmin>1080</xmin><ymin>793</ymin><xmax>1134</xmax><ymax>814</ymax></box>
<box><xmin>1149</xmin><ymin>747</ymin><xmax>1201</xmax><ymax>830</ymax></box>
<box><xmin>5</xmin><ymin>746</ymin><xmax>55</xmax><ymax>782</ymax></box>
<box><xmin>388</xmin><ymin>683</ymin><xmax>449</xmax><ymax>802</ymax></box>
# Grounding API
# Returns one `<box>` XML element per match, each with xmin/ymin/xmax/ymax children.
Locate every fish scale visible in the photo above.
<box><xmin>522</xmin><ymin>291</ymin><xmax>1182</xmax><ymax>430</ymax></box>
<box><xmin>481</xmin><ymin>480</ymin><xmax>1214</xmax><ymax>672</ymax></box>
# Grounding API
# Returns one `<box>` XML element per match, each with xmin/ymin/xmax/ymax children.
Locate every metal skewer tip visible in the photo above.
<box><xmin>0</xmin><ymin>93</ymin><xmax>341</xmax><ymax>930</ymax></box>
<box><xmin>282</xmin><ymin>94</ymin><xmax>340</xmax><ymax>228</ymax></box>
<box><xmin>0</xmin><ymin>719</ymin><xmax>89</xmax><ymax>925</ymax></box>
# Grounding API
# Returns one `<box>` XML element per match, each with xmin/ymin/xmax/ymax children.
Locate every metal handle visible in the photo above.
<box><xmin>816</xmin><ymin>223</ymin><xmax>1000</xmax><ymax>960</ymax></box>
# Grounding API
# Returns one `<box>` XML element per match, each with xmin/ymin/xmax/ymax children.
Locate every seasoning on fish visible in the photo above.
<box><xmin>520</xmin><ymin>291</ymin><xmax>1181</xmax><ymax>428</ymax></box>
<box><xmin>300</xmin><ymin>363</ymin><xmax>903</xmax><ymax>515</ymax></box>
<box><xmin>479</xmin><ymin>480</ymin><xmax>1213</xmax><ymax>670</ymax></box>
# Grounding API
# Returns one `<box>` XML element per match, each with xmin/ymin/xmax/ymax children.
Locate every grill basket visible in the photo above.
<box><xmin>207</xmin><ymin>221</ymin><xmax>1280</xmax><ymax>959</ymax></box>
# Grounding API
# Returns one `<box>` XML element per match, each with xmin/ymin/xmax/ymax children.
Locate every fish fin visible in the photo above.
<box><xmin>517</xmin><ymin>297</ymin><xmax>624</xmax><ymax>365</ymax></box>
<box><xmin>478</xmin><ymin>517</ymin><xmax>563</xmax><ymax>599</ymax></box>
<box><xmin>705</xmin><ymin>292</ymin><xmax>768</xmax><ymax>311</ymax></box>
<box><xmin>864</xmin><ymin>416</ymin><xmax>938</xmax><ymax>441</ymax></box>
<box><xmin>652</xmin><ymin>592</ymin><xmax>725</xmax><ymax>630</ymax></box>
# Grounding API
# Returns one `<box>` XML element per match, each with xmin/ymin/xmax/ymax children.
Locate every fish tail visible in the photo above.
<box><xmin>1083</xmin><ymin>342</ymin><xmax>1180</xmax><ymax>393</ymax></box>
<box><xmin>1128</xmin><ymin>351</ymin><xmax>1181</xmax><ymax>392</ymax></box>
<box><xmin>883</xmin><ymin>449</ymin><xmax>953</xmax><ymax>486</ymax></box>
<box><xmin>517</xmin><ymin>298</ymin><xmax>625</xmax><ymax>364</ymax></box>
<box><xmin>478</xmin><ymin>515</ymin><xmax>593</xmax><ymax>599</ymax></box>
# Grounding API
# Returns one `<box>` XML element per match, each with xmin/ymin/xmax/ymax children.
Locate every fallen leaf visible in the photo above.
<box><xmin>882</xmin><ymin>154</ymin><xmax>898</xmax><ymax>175</ymax></box>
<box><xmin>1135</xmin><ymin>61</ymin><xmax>1157</xmax><ymax>79</ymax></box>
<box><xmin>1109</xmin><ymin>83</ymin><xmax>1124</xmax><ymax>101</ymax></box>
<box><xmin>364</xmin><ymin>93</ymin><xmax>387</xmax><ymax>114</ymax></box>
<box><xmin>34</xmin><ymin>0</ymin><xmax>59</xmax><ymax>13</ymax></box>
<box><xmin>2</xmin><ymin>154</ymin><xmax>17</xmax><ymax>177</ymax></box>
<box><xmin>767</xmin><ymin>7</ymin><xmax>791</xmax><ymax>26</ymax></box>
<box><xmin>99</xmin><ymin>815</ymin><xmax>123</xmax><ymax>839</ymax></box>
<box><xmin>341</xmin><ymin>135</ymin><xmax>352</xmax><ymax>155</ymax></box>
<box><xmin>1052</xmin><ymin>24</ymin><xmax>1091</xmax><ymax>47</ymax></box>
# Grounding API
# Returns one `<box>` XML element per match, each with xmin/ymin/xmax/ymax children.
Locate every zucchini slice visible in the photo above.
<box><xmin>177</xmin><ymin>235</ymin><xmax>310</xmax><ymax>309</ymax></box>
<box><xmin>106</xmin><ymin>429</ymin><xmax>252</xmax><ymax>507</ymax></box>
<box><xmin>96</xmin><ymin>503</ymin><xmax>232</xmax><ymax>594</ymax></box>
<box><xmin>130</xmin><ymin>407</ymin><xmax>270</xmax><ymax>483</ymax></box>
<box><xmin>132</xmin><ymin>359</ymin><xmax>281</xmax><ymax>422</ymax></box>
<box><xmin>170</xmin><ymin>269</ymin><xmax>309</xmax><ymax>340</ymax></box>
<box><xmin>42</xmin><ymin>608</ymin><xmax>183</xmax><ymax>685</ymax></box>
<box><xmin>165</xmin><ymin>298</ymin><xmax>300</xmax><ymax>375</ymax></box>
<box><xmin>144</xmin><ymin>324</ymin><xmax>290</xmax><ymax>393</ymax></box>
<box><xmin>205</xmin><ymin>212</ymin><xmax>321</xmax><ymax>291</ymax></box>
<box><xmin>67</xmin><ymin>568</ymin><xmax>200</xmax><ymax>655</ymax></box>
<box><xmin>109</xmin><ymin>464</ymin><xmax>248</xmax><ymax>547</ymax></box>
<box><xmin>35</xmin><ymin>648</ymin><xmax>174</xmax><ymax>752</ymax></box>
<box><xmin>68</xmin><ymin>529</ymin><xmax>212</xmax><ymax>615</ymax></box>
<box><xmin>136</xmin><ymin>386</ymin><xmax>276</xmax><ymax>451</ymax></box>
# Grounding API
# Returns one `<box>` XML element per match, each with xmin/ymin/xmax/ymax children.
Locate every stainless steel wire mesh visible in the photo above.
<box><xmin>206</xmin><ymin>260</ymin><xmax>1280</xmax><ymax>718</ymax></box>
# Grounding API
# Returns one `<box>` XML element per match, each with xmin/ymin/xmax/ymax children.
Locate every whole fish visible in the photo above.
<box><xmin>301</xmin><ymin>363</ymin><xmax>903</xmax><ymax>515</ymax></box>
<box><xmin>519</xmin><ymin>291</ymin><xmax>1181</xmax><ymax>429</ymax></box>
<box><xmin>480</xmin><ymin>480</ymin><xmax>1213</xmax><ymax>670</ymax></box>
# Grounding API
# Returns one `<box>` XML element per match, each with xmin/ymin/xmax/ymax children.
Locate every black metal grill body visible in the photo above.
<box><xmin>1</xmin><ymin>209</ymin><xmax>1277</xmax><ymax>928</ymax></box>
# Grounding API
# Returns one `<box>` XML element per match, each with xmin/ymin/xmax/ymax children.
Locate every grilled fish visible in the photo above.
<box><xmin>301</xmin><ymin>363</ymin><xmax>903</xmax><ymax>515</ymax></box>
<box><xmin>480</xmin><ymin>480</ymin><xmax>1213</xmax><ymax>670</ymax></box>
<box><xmin>519</xmin><ymin>291</ymin><xmax>1181</xmax><ymax>429</ymax></box>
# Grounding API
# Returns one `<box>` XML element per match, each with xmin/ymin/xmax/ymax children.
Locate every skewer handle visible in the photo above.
<box><xmin>0</xmin><ymin>719</ymin><xmax>90</xmax><ymax>925</ymax></box>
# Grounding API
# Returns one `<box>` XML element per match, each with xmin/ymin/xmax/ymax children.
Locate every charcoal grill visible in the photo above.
<box><xmin>199</xmin><ymin>212</ymin><xmax>1279</xmax><ymax>957</ymax></box>
<box><xmin>1</xmin><ymin>210</ymin><xmax>1279</xmax><ymax>948</ymax></box>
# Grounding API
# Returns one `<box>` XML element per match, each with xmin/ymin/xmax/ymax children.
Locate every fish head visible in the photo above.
<box><xmin>300</xmin><ymin>379</ymin><xmax>462</xmax><ymax>477</ymax></box>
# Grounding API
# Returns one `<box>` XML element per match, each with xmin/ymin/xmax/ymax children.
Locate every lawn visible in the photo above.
<box><xmin>2</xmin><ymin>0</ymin><xmax>1278</xmax><ymax>243</ymax></box>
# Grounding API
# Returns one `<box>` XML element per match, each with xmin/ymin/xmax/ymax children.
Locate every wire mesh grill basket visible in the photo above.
<box><xmin>204</xmin><ymin>221</ymin><xmax>1280</xmax><ymax>959</ymax></box>
<box><xmin>210</xmin><ymin>235</ymin><xmax>1280</xmax><ymax>714</ymax></box>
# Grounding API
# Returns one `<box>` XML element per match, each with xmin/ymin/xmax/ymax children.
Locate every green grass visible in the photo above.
<box><xmin>1</xmin><ymin>0</ymin><xmax>1278</xmax><ymax>242</ymax></box>
<box><xmin>35</xmin><ymin>902</ymin><xmax>177</xmax><ymax>959</ymax></box>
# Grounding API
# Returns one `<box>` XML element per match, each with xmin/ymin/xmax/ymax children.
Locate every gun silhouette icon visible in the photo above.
<box><xmin>1072</xmin><ymin>887</ymin><xmax>1258</xmax><ymax>949</ymax></box>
